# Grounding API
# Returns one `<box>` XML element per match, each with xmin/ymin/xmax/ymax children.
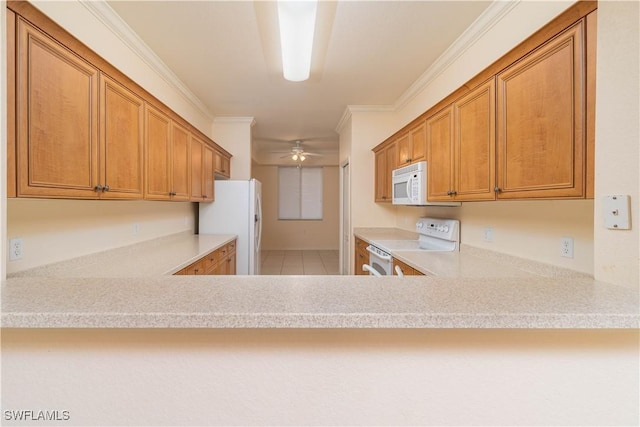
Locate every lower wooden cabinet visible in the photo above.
<box><xmin>392</xmin><ymin>258</ymin><xmax>425</xmax><ymax>276</ymax></box>
<box><xmin>354</xmin><ymin>237</ymin><xmax>369</xmax><ymax>275</ymax></box>
<box><xmin>175</xmin><ymin>240</ymin><xmax>237</xmax><ymax>276</ymax></box>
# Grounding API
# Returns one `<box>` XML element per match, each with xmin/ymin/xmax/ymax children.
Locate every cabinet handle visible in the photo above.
<box><xmin>94</xmin><ymin>185</ymin><xmax>104</xmax><ymax>192</ymax></box>
<box><xmin>202</xmin><ymin>195</ymin><xmax>206</xmax><ymax>199</ymax></box>
<box><xmin>451</xmin><ymin>190</ymin><xmax>457</xmax><ymax>196</ymax></box>
<box><xmin>494</xmin><ymin>186</ymin><xmax>502</xmax><ymax>193</ymax></box>
<box><xmin>103</xmin><ymin>185</ymin><xmax>110</xmax><ymax>192</ymax></box>
<box><xmin>194</xmin><ymin>268</ymin><xmax>199</xmax><ymax>274</ymax></box>
<box><xmin>169</xmin><ymin>191</ymin><xmax>176</xmax><ymax>196</ymax></box>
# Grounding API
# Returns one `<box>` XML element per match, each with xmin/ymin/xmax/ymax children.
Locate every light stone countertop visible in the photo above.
<box><xmin>1</xmin><ymin>229</ymin><xmax>638</xmax><ymax>329</ymax></box>
<box><xmin>8</xmin><ymin>232</ymin><xmax>237</xmax><ymax>278</ymax></box>
<box><xmin>353</xmin><ymin>228</ymin><xmax>590</xmax><ymax>278</ymax></box>
<box><xmin>1</xmin><ymin>275</ymin><xmax>638</xmax><ymax>328</ymax></box>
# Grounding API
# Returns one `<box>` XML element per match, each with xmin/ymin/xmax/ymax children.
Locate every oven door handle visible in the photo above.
<box><xmin>366</xmin><ymin>245</ymin><xmax>392</xmax><ymax>261</ymax></box>
<box><xmin>362</xmin><ymin>264</ymin><xmax>382</xmax><ymax>277</ymax></box>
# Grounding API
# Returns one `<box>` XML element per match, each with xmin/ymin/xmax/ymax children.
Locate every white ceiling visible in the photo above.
<box><xmin>107</xmin><ymin>1</ymin><xmax>492</xmax><ymax>158</ymax></box>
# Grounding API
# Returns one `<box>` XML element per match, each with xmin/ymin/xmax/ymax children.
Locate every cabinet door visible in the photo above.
<box><xmin>202</xmin><ymin>144</ymin><xmax>215</xmax><ymax>202</ymax></box>
<box><xmin>170</xmin><ymin>122</ymin><xmax>191</xmax><ymax>201</ymax></box>
<box><xmin>7</xmin><ymin>9</ymin><xmax>16</xmax><ymax>198</ymax></box>
<box><xmin>100</xmin><ymin>74</ymin><xmax>144</xmax><ymax>199</ymax></box>
<box><xmin>215</xmin><ymin>150</ymin><xmax>231</xmax><ymax>178</ymax></box>
<box><xmin>396</xmin><ymin>133</ymin><xmax>411</xmax><ymax>166</ymax></box>
<box><xmin>374</xmin><ymin>149</ymin><xmax>388</xmax><ymax>202</ymax></box>
<box><xmin>354</xmin><ymin>238</ymin><xmax>368</xmax><ymax>275</ymax></box>
<box><xmin>409</xmin><ymin>122</ymin><xmax>426</xmax><ymax>163</ymax></box>
<box><xmin>384</xmin><ymin>144</ymin><xmax>397</xmax><ymax>197</ymax></box>
<box><xmin>453</xmin><ymin>79</ymin><xmax>495</xmax><ymax>201</ymax></box>
<box><xmin>144</xmin><ymin>104</ymin><xmax>171</xmax><ymax>200</ymax></box>
<box><xmin>17</xmin><ymin>18</ymin><xmax>99</xmax><ymax>198</ymax></box>
<box><xmin>496</xmin><ymin>21</ymin><xmax>585</xmax><ymax>199</ymax></box>
<box><xmin>426</xmin><ymin>106</ymin><xmax>454</xmax><ymax>201</ymax></box>
<box><xmin>190</xmin><ymin>136</ymin><xmax>203</xmax><ymax>201</ymax></box>
<box><xmin>392</xmin><ymin>258</ymin><xmax>416</xmax><ymax>276</ymax></box>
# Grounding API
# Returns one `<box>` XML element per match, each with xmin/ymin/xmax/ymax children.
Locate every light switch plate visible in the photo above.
<box><xmin>603</xmin><ymin>195</ymin><xmax>631</xmax><ymax>230</ymax></box>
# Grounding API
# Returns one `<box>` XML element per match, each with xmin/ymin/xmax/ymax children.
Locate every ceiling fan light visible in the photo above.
<box><xmin>277</xmin><ymin>0</ymin><xmax>318</xmax><ymax>82</ymax></box>
<box><xmin>292</xmin><ymin>154</ymin><xmax>298</xmax><ymax>161</ymax></box>
<box><xmin>300</xmin><ymin>155</ymin><xmax>306</xmax><ymax>161</ymax></box>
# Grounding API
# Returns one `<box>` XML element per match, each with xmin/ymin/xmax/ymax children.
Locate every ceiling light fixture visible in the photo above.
<box><xmin>277</xmin><ymin>0</ymin><xmax>318</xmax><ymax>82</ymax></box>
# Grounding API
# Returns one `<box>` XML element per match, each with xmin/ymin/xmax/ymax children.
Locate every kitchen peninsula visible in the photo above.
<box><xmin>2</xmin><ymin>250</ymin><xmax>638</xmax><ymax>425</ymax></box>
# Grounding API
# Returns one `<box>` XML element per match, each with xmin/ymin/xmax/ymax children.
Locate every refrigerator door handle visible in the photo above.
<box><xmin>256</xmin><ymin>193</ymin><xmax>263</xmax><ymax>251</ymax></box>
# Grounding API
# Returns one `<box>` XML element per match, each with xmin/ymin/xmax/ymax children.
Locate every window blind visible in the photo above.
<box><xmin>278</xmin><ymin>167</ymin><xmax>323</xmax><ymax>220</ymax></box>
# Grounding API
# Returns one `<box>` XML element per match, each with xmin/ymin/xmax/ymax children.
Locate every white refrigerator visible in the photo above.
<box><xmin>199</xmin><ymin>179</ymin><xmax>262</xmax><ymax>275</ymax></box>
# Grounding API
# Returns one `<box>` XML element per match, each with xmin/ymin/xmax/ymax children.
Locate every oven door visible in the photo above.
<box><xmin>365</xmin><ymin>246</ymin><xmax>393</xmax><ymax>276</ymax></box>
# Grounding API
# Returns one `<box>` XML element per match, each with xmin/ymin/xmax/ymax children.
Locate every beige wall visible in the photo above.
<box><xmin>6</xmin><ymin>199</ymin><xmax>195</xmax><ymax>274</ymax></box>
<box><xmin>213</xmin><ymin>118</ymin><xmax>254</xmax><ymax>180</ymax></box>
<box><xmin>593</xmin><ymin>1</ymin><xmax>640</xmax><ymax>286</ymax></box>
<box><xmin>2</xmin><ymin>329</ymin><xmax>638</xmax><ymax>426</ymax></box>
<box><xmin>253</xmin><ymin>165</ymin><xmax>339</xmax><ymax>250</ymax></box>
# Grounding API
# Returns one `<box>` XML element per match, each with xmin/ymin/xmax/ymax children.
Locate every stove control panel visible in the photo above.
<box><xmin>416</xmin><ymin>218</ymin><xmax>459</xmax><ymax>242</ymax></box>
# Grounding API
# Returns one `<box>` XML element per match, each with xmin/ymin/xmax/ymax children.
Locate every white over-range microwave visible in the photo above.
<box><xmin>392</xmin><ymin>161</ymin><xmax>460</xmax><ymax>206</ymax></box>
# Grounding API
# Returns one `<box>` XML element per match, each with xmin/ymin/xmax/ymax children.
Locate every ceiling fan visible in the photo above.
<box><xmin>279</xmin><ymin>140</ymin><xmax>322</xmax><ymax>162</ymax></box>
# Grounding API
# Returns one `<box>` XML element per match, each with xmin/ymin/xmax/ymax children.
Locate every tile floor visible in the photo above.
<box><xmin>260</xmin><ymin>250</ymin><xmax>340</xmax><ymax>275</ymax></box>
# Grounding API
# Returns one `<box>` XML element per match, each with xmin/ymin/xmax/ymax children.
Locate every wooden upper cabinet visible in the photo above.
<box><xmin>99</xmin><ymin>74</ymin><xmax>144</xmax><ymax>199</ymax></box>
<box><xmin>426</xmin><ymin>106</ymin><xmax>454</xmax><ymax>201</ymax></box>
<box><xmin>170</xmin><ymin>121</ymin><xmax>191</xmax><ymax>201</ymax></box>
<box><xmin>202</xmin><ymin>144</ymin><xmax>215</xmax><ymax>202</ymax></box>
<box><xmin>396</xmin><ymin>123</ymin><xmax>426</xmax><ymax>166</ymax></box>
<box><xmin>396</xmin><ymin>133</ymin><xmax>411</xmax><ymax>166</ymax></box>
<box><xmin>16</xmin><ymin>18</ymin><xmax>99</xmax><ymax>198</ymax></box>
<box><xmin>214</xmin><ymin>150</ymin><xmax>231</xmax><ymax>179</ymax></box>
<box><xmin>496</xmin><ymin>20</ymin><xmax>585</xmax><ymax>199</ymax></box>
<box><xmin>374</xmin><ymin>142</ymin><xmax>397</xmax><ymax>202</ymax></box>
<box><xmin>144</xmin><ymin>104</ymin><xmax>171</xmax><ymax>200</ymax></box>
<box><xmin>190</xmin><ymin>136</ymin><xmax>204</xmax><ymax>201</ymax></box>
<box><xmin>585</xmin><ymin>10</ymin><xmax>596</xmax><ymax>199</ymax></box>
<box><xmin>7</xmin><ymin>9</ymin><xmax>17</xmax><ymax>198</ymax></box>
<box><xmin>453</xmin><ymin>78</ymin><xmax>496</xmax><ymax>201</ymax></box>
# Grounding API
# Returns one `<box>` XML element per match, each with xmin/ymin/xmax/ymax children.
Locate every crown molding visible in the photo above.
<box><xmin>214</xmin><ymin>117</ymin><xmax>257</xmax><ymax>127</ymax></box>
<box><xmin>393</xmin><ymin>0</ymin><xmax>520</xmax><ymax>111</ymax></box>
<box><xmin>335</xmin><ymin>105</ymin><xmax>395</xmax><ymax>133</ymax></box>
<box><xmin>79</xmin><ymin>1</ymin><xmax>213</xmax><ymax>121</ymax></box>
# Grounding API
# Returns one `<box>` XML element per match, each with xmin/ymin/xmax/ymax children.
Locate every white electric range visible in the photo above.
<box><xmin>363</xmin><ymin>218</ymin><xmax>460</xmax><ymax>276</ymax></box>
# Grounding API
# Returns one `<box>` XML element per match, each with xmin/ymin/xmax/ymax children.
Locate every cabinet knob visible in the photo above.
<box><xmin>451</xmin><ymin>190</ymin><xmax>457</xmax><ymax>196</ymax></box>
<box><xmin>103</xmin><ymin>185</ymin><xmax>110</xmax><ymax>192</ymax></box>
<box><xmin>169</xmin><ymin>191</ymin><xmax>176</xmax><ymax>196</ymax></box>
<box><xmin>94</xmin><ymin>185</ymin><xmax>104</xmax><ymax>192</ymax></box>
<box><xmin>494</xmin><ymin>186</ymin><xmax>502</xmax><ymax>193</ymax></box>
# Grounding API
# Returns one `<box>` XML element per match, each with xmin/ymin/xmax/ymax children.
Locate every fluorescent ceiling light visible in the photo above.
<box><xmin>277</xmin><ymin>0</ymin><xmax>318</xmax><ymax>82</ymax></box>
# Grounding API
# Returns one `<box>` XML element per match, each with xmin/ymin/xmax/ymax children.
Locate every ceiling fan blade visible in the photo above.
<box><xmin>302</xmin><ymin>152</ymin><xmax>322</xmax><ymax>157</ymax></box>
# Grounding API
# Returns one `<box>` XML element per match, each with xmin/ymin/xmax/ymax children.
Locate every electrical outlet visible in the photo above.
<box><xmin>133</xmin><ymin>223</ymin><xmax>139</xmax><ymax>235</ymax></box>
<box><xmin>483</xmin><ymin>227</ymin><xmax>494</xmax><ymax>242</ymax></box>
<box><xmin>561</xmin><ymin>237</ymin><xmax>574</xmax><ymax>258</ymax></box>
<box><xmin>9</xmin><ymin>238</ymin><xmax>23</xmax><ymax>261</ymax></box>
